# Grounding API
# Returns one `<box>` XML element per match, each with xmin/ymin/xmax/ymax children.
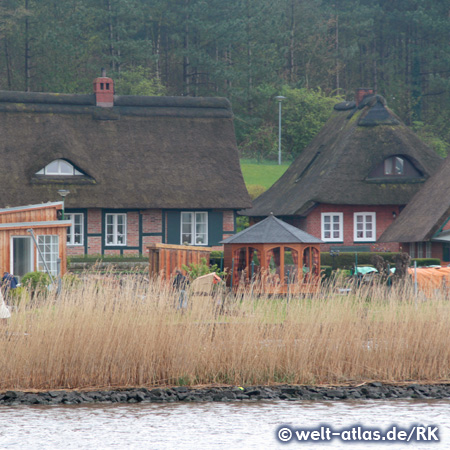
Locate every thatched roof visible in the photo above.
<box><xmin>243</xmin><ymin>94</ymin><xmax>442</xmax><ymax>217</ymax></box>
<box><xmin>379</xmin><ymin>154</ymin><xmax>450</xmax><ymax>243</ymax></box>
<box><xmin>221</xmin><ymin>214</ymin><xmax>322</xmax><ymax>244</ymax></box>
<box><xmin>0</xmin><ymin>91</ymin><xmax>251</xmax><ymax>210</ymax></box>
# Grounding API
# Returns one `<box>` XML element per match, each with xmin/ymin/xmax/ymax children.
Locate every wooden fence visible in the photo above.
<box><xmin>148</xmin><ymin>243</ymin><xmax>213</xmax><ymax>279</ymax></box>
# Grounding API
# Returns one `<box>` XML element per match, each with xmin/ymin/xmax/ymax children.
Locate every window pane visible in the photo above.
<box><xmin>395</xmin><ymin>157</ymin><xmax>404</xmax><ymax>174</ymax></box>
<box><xmin>384</xmin><ymin>158</ymin><xmax>393</xmax><ymax>175</ymax></box>
<box><xmin>46</xmin><ymin>161</ymin><xmax>59</xmax><ymax>173</ymax></box>
<box><xmin>59</xmin><ymin>160</ymin><xmax>73</xmax><ymax>174</ymax></box>
<box><xmin>333</xmin><ymin>216</ymin><xmax>340</xmax><ymax>223</ymax></box>
<box><xmin>324</xmin><ymin>216</ymin><xmax>330</xmax><ymax>223</ymax></box>
<box><xmin>37</xmin><ymin>235</ymin><xmax>59</xmax><ymax>276</ymax></box>
<box><xmin>181</xmin><ymin>212</ymin><xmax>192</xmax><ymax>223</ymax></box>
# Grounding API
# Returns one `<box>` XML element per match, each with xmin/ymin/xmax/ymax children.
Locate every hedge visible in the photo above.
<box><xmin>321</xmin><ymin>252</ymin><xmax>440</xmax><ymax>270</ymax></box>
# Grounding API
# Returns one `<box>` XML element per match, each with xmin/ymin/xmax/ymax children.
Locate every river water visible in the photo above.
<box><xmin>0</xmin><ymin>400</ymin><xmax>448</xmax><ymax>449</ymax></box>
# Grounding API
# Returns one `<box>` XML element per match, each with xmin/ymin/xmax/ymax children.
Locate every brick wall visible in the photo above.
<box><xmin>67</xmin><ymin>246</ymin><xmax>85</xmax><ymax>256</ymax></box>
<box><xmin>306</xmin><ymin>204</ymin><xmax>402</xmax><ymax>252</ymax></box>
<box><xmin>142</xmin><ymin>210</ymin><xmax>162</xmax><ymax>233</ymax></box>
<box><xmin>126</xmin><ymin>211</ymin><xmax>140</xmax><ymax>248</ymax></box>
<box><xmin>88</xmin><ymin>209</ymin><xmax>101</xmax><ymax>234</ymax></box>
<box><xmin>142</xmin><ymin>235</ymin><xmax>163</xmax><ymax>255</ymax></box>
<box><xmin>223</xmin><ymin>211</ymin><xmax>235</xmax><ymax>232</ymax></box>
<box><xmin>88</xmin><ymin>236</ymin><xmax>102</xmax><ymax>254</ymax></box>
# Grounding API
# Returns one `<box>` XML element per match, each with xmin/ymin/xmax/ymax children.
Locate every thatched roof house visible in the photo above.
<box><xmin>379</xmin><ymin>154</ymin><xmax>450</xmax><ymax>263</ymax></box>
<box><xmin>243</xmin><ymin>90</ymin><xmax>442</xmax><ymax>252</ymax></box>
<box><xmin>0</xmin><ymin>75</ymin><xmax>250</xmax><ymax>256</ymax></box>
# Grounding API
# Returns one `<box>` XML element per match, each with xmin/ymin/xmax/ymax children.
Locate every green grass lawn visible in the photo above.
<box><xmin>240</xmin><ymin>159</ymin><xmax>290</xmax><ymax>189</ymax></box>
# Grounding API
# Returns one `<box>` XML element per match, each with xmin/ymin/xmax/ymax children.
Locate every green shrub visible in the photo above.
<box><xmin>320</xmin><ymin>266</ymin><xmax>332</xmax><ymax>280</ymax></box>
<box><xmin>411</xmin><ymin>258</ymin><xmax>441</xmax><ymax>267</ymax></box>
<box><xmin>210</xmin><ymin>251</ymin><xmax>224</xmax><ymax>269</ymax></box>
<box><xmin>321</xmin><ymin>252</ymin><xmax>400</xmax><ymax>269</ymax></box>
<box><xmin>21</xmin><ymin>271</ymin><xmax>51</xmax><ymax>292</ymax></box>
<box><xmin>7</xmin><ymin>286</ymin><xmax>31</xmax><ymax>306</ymax></box>
<box><xmin>68</xmin><ymin>254</ymin><xmax>147</xmax><ymax>264</ymax></box>
<box><xmin>321</xmin><ymin>252</ymin><xmax>441</xmax><ymax>271</ymax></box>
<box><xmin>182</xmin><ymin>257</ymin><xmax>227</xmax><ymax>281</ymax></box>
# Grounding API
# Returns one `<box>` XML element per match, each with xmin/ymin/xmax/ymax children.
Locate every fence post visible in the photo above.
<box><xmin>414</xmin><ymin>260</ymin><xmax>418</xmax><ymax>304</ymax></box>
<box><xmin>230</xmin><ymin>258</ymin><xmax>235</xmax><ymax>292</ymax></box>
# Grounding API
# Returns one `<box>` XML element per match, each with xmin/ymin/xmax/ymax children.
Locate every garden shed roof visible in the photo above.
<box><xmin>221</xmin><ymin>214</ymin><xmax>323</xmax><ymax>244</ymax></box>
<box><xmin>0</xmin><ymin>91</ymin><xmax>251</xmax><ymax>210</ymax></box>
<box><xmin>242</xmin><ymin>94</ymin><xmax>441</xmax><ymax>217</ymax></box>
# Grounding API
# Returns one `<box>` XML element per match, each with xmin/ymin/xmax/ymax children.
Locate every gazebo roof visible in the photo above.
<box><xmin>221</xmin><ymin>214</ymin><xmax>323</xmax><ymax>244</ymax></box>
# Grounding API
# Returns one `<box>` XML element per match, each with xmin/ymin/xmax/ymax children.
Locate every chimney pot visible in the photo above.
<box><xmin>93</xmin><ymin>71</ymin><xmax>114</xmax><ymax>108</ymax></box>
<box><xmin>355</xmin><ymin>88</ymin><xmax>374</xmax><ymax>106</ymax></box>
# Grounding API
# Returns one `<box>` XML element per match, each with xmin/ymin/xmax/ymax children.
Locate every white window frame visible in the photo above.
<box><xmin>37</xmin><ymin>235</ymin><xmax>59</xmax><ymax>276</ymax></box>
<box><xmin>105</xmin><ymin>213</ymin><xmax>127</xmax><ymax>246</ymax></box>
<box><xmin>417</xmin><ymin>242</ymin><xmax>423</xmax><ymax>258</ymax></box>
<box><xmin>66</xmin><ymin>213</ymin><xmax>84</xmax><ymax>246</ymax></box>
<box><xmin>180</xmin><ymin>212</ymin><xmax>208</xmax><ymax>246</ymax></box>
<box><xmin>353</xmin><ymin>212</ymin><xmax>376</xmax><ymax>242</ymax></box>
<box><xmin>36</xmin><ymin>159</ymin><xmax>83</xmax><ymax>176</ymax></box>
<box><xmin>425</xmin><ymin>242</ymin><xmax>432</xmax><ymax>258</ymax></box>
<box><xmin>321</xmin><ymin>213</ymin><xmax>343</xmax><ymax>242</ymax></box>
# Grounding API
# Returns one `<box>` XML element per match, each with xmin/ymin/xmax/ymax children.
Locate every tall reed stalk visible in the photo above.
<box><xmin>1</xmin><ymin>272</ymin><xmax>449</xmax><ymax>391</ymax></box>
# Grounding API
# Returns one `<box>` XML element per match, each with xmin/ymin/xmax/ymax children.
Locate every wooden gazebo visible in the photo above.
<box><xmin>221</xmin><ymin>215</ymin><xmax>323</xmax><ymax>294</ymax></box>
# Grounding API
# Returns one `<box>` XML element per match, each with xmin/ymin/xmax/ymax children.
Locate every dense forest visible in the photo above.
<box><xmin>0</xmin><ymin>0</ymin><xmax>449</xmax><ymax>159</ymax></box>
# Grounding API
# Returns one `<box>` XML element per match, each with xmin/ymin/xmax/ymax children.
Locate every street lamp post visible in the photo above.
<box><xmin>275</xmin><ymin>96</ymin><xmax>286</xmax><ymax>165</ymax></box>
<box><xmin>57</xmin><ymin>189</ymin><xmax>70</xmax><ymax>220</ymax></box>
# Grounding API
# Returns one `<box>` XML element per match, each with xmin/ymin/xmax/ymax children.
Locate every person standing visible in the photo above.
<box><xmin>173</xmin><ymin>270</ymin><xmax>189</xmax><ymax>310</ymax></box>
<box><xmin>0</xmin><ymin>290</ymin><xmax>11</xmax><ymax>326</ymax></box>
<box><xmin>2</xmin><ymin>272</ymin><xmax>17</xmax><ymax>299</ymax></box>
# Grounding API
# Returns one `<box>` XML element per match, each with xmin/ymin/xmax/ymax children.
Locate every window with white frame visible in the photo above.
<box><xmin>321</xmin><ymin>213</ymin><xmax>343</xmax><ymax>242</ymax></box>
<box><xmin>354</xmin><ymin>212</ymin><xmax>376</xmax><ymax>242</ymax></box>
<box><xmin>417</xmin><ymin>242</ymin><xmax>423</xmax><ymax>258</ymax></box>
<box><xmin>181</xmin><ymin>212</ymin><xmax>208</xmax><ymax>245</ymax></box>
<box><xmin>37</xmin><ymin>235</ymin><xmax>59</xmax><ymax>276</ymax></box>
<box><xmin>105</xmin><ymin>213</ymin><xmax>127</xmax><ymax>246</ymax></box>
<box><xmin>425</xmin><ymin>242</ymin><xmax>432</xmax><ymax>258</ymax></box>
<box><xmin>36</xmin><ymin>159</ymin><xmax>83</xmax><ymax>176</ymax></box>
<box><xmin>66</xmin><ymin>213</ymin><xmax>84</xmax><ymax>246</ymax></box>
<box><xmin>409</xmin><ymin>243</ymin><xmax>415</xmax><ymax>258</ymax></box>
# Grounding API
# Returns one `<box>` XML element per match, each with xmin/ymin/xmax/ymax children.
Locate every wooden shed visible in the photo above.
<box><xmin>0</xmin><ymin>202</ymin><xmax>71</xmax><ymax>281</ymax></box>
<box><xmin>221</xmin><ymin>215</ymin><xmax>323</xmax><ymax>294</ymax></box>
<box><xmin>148</xmin><ymin>243</ymin><xmax>213</xmax><ymax>279</ymax></box>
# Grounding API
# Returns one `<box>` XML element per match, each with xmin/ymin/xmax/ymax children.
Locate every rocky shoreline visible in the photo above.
<box><xmin>1</xmin><ymin>383</ymin><xmax>450</xmax><ymax>406</ymax></box>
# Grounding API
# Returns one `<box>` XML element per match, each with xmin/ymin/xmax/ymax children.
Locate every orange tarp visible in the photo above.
<box><xmin>407</xmin><ymin>267</ymin><xmax>450</xmax><ymax>296</ymax></box>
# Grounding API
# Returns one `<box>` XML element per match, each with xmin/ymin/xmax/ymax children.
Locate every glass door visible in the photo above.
<box><xmin>11</xmin><ymin>236</ymin><xmax>34</xmax><ymax>282</ymax></box>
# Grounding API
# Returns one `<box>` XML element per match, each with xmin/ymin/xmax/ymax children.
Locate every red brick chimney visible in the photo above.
<box><xmin>355</xmin><ymin>88</ymin><xmax>374</xmax><ymax>106</ymax></box>
<box><xmin>93</xmin><ymin>68</ymin><xmax>114</xmax><ymax>108</ymax></box>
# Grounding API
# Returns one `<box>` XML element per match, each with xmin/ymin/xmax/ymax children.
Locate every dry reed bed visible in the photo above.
<box><xmin>1</xmin><ymin>273</ymin><xmax>450</xmax><ymax>391</ymax></box>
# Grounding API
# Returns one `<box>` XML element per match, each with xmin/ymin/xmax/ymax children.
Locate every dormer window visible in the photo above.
<box><xmin>36</xmin><ymin>159</ymin><xmax>83</xmax><ymax>176</ymax></box>
<box><xmin>384</xmin><ymin>156</ymin><xmax>404</xmax><ymax>175</ymax></box>
<box><xmin>367</xmin><ymin>155</ymin><xmax>423</xmax><ymax>180</ymax></box>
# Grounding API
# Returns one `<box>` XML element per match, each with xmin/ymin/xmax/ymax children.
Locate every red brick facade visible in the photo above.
<box><xmin>282</xmin><ymin>204</ymin><xmax>402</xmax><ymax>252</ymax></box>
<box><xmin>67</xmin><ymin>208</ymin><xmax>236</xmax><ymax>256</ymax></box>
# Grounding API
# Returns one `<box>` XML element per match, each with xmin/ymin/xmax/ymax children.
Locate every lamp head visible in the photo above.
<box><xmin>58</xmin><ymin>189</ymin><xmax>70</xmax><ymax>199</ymax></box>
